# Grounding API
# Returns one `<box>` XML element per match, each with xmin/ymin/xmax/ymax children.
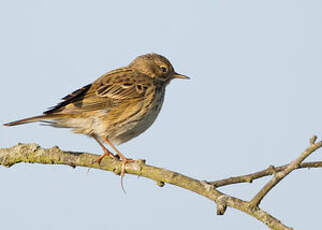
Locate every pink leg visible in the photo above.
<box><xmin>91</xmin><ymin>135</ymin><xmax>117</xmax><ymax>163</ymax></box>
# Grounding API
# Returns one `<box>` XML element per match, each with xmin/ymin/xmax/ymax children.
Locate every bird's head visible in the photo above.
<box><xmin>129</xmin><ymin>53</ymin><xmax>190</xmax><ymax>84</ymax></box>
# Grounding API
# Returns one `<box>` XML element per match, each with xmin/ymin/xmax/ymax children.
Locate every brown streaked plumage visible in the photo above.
<box><xmin>4</xmin><ymin>53</ymin><xmax>189</xmax><ymax>185</ymax></box>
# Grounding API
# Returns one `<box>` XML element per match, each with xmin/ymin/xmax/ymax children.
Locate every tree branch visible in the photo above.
<box><xmin>2</xmin><ymin>137</ymin><xmax>322</xmax><ymax>230</ymax></box>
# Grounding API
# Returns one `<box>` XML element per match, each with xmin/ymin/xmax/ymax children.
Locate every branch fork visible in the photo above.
<box><xmin>249</xmin><ymin>136</ymin><xmax>321</xmax><ymax>208</ymax></box>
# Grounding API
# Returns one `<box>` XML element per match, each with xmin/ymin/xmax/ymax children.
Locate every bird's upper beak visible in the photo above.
<box><xmin>172</xmin><ymin>72</ymin><xmax>190</xmax><ymax>80</ymax></box>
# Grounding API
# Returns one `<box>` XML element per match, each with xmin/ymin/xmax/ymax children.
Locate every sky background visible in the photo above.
<box><xmin>1</xmin><ymin>0</ymin><xmax>322</xmax><ymax>229</ymax></box>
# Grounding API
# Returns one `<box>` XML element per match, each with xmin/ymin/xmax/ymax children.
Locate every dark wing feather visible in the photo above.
<box><xmin>44</xmin><ymin>84</ymin><xmax>92</xmax><ymax>114</ymax></box>
<box><xmin>96</xmin><ymin>80</ymin><xmax>145</xmax><ymax>100</ymax></box>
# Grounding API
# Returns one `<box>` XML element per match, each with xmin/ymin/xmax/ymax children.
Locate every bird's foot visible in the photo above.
<box><xmin>95</xmin><ymin>149</ymin><xmax>119</xmax><ymax>164</ymax></box>
<box><xmin>118</xmin><ymin>156</ymin><xmax>135</xmax><ymax>193</ymax></box>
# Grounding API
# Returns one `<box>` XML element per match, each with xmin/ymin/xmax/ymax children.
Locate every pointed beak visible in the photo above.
<box><xmin>173</xmin><ymin>72</ymin><xmax>190</xmax><ymax>80</ymax></box>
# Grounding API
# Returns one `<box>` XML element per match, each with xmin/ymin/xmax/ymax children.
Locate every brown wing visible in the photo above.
<box><xmin>94</xmin><ymin>69</ymin><xmax>155</xmax><ymax>124</ymax></box>
<box><xmin>95</xmin><ymin>70</ymin><xmax>150</xmax><ymax>100</ymax></box>
<box><xmin>44</xmin><ymin>68</ymin><xmax>152</xmax><ymax>115</ymax></box>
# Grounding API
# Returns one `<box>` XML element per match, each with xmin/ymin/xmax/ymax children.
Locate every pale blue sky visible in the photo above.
<box><xmin>1</xmin><ymin>1</ymin><xmax>322</xmax><ymax>229</ymax></box>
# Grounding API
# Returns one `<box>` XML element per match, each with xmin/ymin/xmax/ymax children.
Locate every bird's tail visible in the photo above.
<box><xmin>3</xmin><ymin>114</ymin><xmax>70</xmax><ymax>127</ymax></box>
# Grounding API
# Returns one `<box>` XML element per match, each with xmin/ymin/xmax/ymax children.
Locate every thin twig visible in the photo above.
<box><xmin>249</xmin><ymin>136</ymin><xmax>322</xmax><ymax>208</ymax></box>
<box><xmin>210</xmin><ymin>161</ymin><xmax>322</xmax><ymax>187</ymax></box>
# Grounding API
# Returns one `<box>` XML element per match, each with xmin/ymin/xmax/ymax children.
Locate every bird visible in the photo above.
<box><xmin>4</xmin><ymin>53</ymin><xmax>189</xmax><ymax>182</ymax></box>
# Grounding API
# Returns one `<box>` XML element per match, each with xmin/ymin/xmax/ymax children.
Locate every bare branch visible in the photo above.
<box><xmin>0</xmin><ymin>143</ymin><xmax>293</xmax><ymax>230</ymax></box>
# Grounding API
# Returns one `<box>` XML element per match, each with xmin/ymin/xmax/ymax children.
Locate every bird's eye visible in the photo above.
<box><xmin>161</xmin><ymin>66</ymin><xmax>168</xmax><ymax>73</ymax></box>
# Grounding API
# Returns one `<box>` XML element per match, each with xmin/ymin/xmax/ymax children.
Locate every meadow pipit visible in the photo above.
<box><xmin>4</xmin><ymin>53</ymin><xmax>189</xmax><ymax>183</ymax></box>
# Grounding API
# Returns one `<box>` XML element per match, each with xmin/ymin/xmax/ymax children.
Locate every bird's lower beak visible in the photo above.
<box><xmin>173</xmin><ymin>72</ymin><xmax>190</xmax><ymax>79</ymax></box>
